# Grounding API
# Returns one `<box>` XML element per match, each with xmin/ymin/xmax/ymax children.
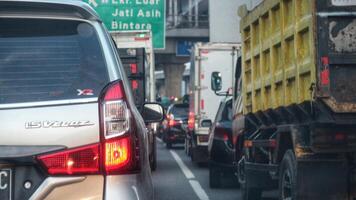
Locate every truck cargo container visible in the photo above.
<box><xmin>227</xmin><ymin>0</ymin><xmax>356</xmax><ymax>199</ymax></box>
<box><xmin>187</xmin><ymin>42</ymin><xmax>239</xmax><ymax>163</ymax></box>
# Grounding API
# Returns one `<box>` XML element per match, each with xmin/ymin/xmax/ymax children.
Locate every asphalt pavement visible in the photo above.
<box><xmin>152</xmin><ymin>138</ymin><xmax>278</xmax><ymax>200</ymax></box>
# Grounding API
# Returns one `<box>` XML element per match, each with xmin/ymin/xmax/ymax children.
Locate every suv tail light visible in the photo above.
<box><xmin>37</xmin><ymin>81</ymin><xmax>140</xmax><ymax>176</ymax></box>
<box><xmin>100</xmin><ymin>81</ymin><xmax>140</xmax><ymax>175</ymax></box>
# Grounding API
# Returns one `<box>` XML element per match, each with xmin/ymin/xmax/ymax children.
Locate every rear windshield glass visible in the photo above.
<box><xmin>170</xmin><ymin>104</ymin><xmax>189</xmax><ymax>118</ymax></box>
<box><xmin>0</xmin><ymin>18</ymin><xmax>109</xmax><ymax>104</ymax></box>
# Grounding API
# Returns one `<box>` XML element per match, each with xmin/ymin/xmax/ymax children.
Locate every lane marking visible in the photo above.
<box><xmin>131</xmin><ymin>186</ymin><xmax>140</xmax><ymax>200</ymax></box>
<box><xmin>156</xmin><ymin>137</ymin><xmax>163</xmax><ymax>143</ymax></box>
<box><xmin>189</xmin><ymin>180</ymin><xmax>210</xmax><ymax>200</ymax></box>
<box><xmin>169</xmin><ymin>150</ymin><xmax>210</xmax><ymax>200</ymax></box>
<box><xmin>170</xmin><ymin>150</ymin><xmax>195</xmax><ymax>179</ymax></box>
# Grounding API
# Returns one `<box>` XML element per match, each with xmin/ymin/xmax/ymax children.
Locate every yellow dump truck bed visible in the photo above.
<box><xmin>240</xmin><ymin>0</ymin><xmax>316</xmax><ymax>114</ymax></box>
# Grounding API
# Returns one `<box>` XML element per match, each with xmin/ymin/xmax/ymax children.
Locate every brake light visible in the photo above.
<box><xmin>130</xmin><ymin>63</ymin><xmax>138</xmax><ymax>74</ymax></box>
<box><xmin>37</xmin><ymin>144</ymin><xmax>100</xmax><ymax>175</ymax></box>
<box><xmin>132</xmin><ymin>80</ymin><xmax>139</xmax><ymax>90</ymax></box>
<box><xmin>215</xmin><ymin>127</ymin><xmax>229</xmax><ymax>141</ymax></box>
<box><xmin>188</xmin><ymin>112</ymin><xmax>195</xmax><ymax>131</ymax></box>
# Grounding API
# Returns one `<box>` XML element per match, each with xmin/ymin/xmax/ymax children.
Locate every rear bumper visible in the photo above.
<box><xmin>29</xmin><ymin>174</ymin><xmax>153</xmax><ymax>200</ymax></box>
<box><xmin>30</xmin><ymin>175</ymin><xmax>104</xmax><ymax>200</ymax></box>
<box><xmin>165</xmin><ymin>129</ymin><xmax>186</xmax><ymax>144</ymax></box>
<box><xmin>105</xmin><ymin>174</ymin><xmax>153</xmax><ymax>200</ymax></box>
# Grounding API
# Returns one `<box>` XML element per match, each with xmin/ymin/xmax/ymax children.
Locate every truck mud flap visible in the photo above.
<box><xmin>296</xmin><ymin>159</ymin><xmax>348</xmax><ymax>200</ymax></box>
<box><xmin>244</xmin><ymin>162</ymin><xmax>277</xmax><ymax>190</ymax></box>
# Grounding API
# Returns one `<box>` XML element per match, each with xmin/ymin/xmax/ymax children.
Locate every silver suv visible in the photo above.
<box><xmin>0</xmin><ymin>1</ymin><xmax>163</xmax><ymax>199</ymax></box>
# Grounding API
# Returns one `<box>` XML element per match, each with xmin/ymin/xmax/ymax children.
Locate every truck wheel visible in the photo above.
<box><xmin>209</xmin><ymin>165</ymin><xmax>222</xmax><ymax>188</ymax></box>
<box><xmin>279</xmin><ymin>150</ymin><xmax>297</xmax><ymax>200</ymax></box>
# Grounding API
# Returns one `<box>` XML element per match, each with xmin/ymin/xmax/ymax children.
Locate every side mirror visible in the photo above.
<box><xmin>211</xmin><ymin>72</ymin><xmax>222</xmax><ymax>92</ymax></box>
<box><xmin>201</xmin><ymin>119</ymin><xmax>213</xmax><ymax>128</ymax></box>
<box><xmin>142</xmin><ymin>103</ymin><xmax>164</xmax><ymax>123</ymax></box>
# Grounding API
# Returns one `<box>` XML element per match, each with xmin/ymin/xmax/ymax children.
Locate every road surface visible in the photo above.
<box><xmin>152</xmin><ymin>138</ymin><xmax>278</xmax><ymax>200</ymax></box>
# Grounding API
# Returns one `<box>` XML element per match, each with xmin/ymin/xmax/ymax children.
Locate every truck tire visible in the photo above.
<box><xmin>279</xmin><ymin>150</ymin><xmax>297</xmax><ymax>200</ymax></box>
<box><xmin>209</xmin><ymin>165</ymin><xmax>222</xmax><ymax>188</ymax></box>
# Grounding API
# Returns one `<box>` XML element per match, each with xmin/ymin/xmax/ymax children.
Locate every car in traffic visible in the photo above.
<box><xmin>0</xmin><ymin>1</ymin><xmax>163</xmax><ymax>200</ymax></box>
<box><xmin>162</xmin><ymin>103</ymin><xmax>189</xmax><ymax>148</ymax></box>
<box><xmin>207</xmin><ymin>97</ymin><xmax>238</xmax><ymax>188</ymax></box>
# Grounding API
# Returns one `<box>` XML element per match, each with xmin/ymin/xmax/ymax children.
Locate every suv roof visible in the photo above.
<box><xmin>0</xmin><ymin>0</ymin><xmax>100</xmax><ymax>21</ymax></box>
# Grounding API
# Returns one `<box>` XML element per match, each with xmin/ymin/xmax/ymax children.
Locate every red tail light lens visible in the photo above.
<box><xmin>130</xmin><ymin>64</ymin><xmax>138</xmax><ymax>74</ymax></box>
<box><xmin>320</xmin><ymin>56</ymin><xmax>330</xmax><ymax>86</ymax></box>
<box><xmin>222</xmin><ymin>132</ymin><xmax>229</xmax><ymax>141</ymax></box>
<box><xmin>104</xmin><ymin>82</ymin><xmax>124</xmax><ymax>100</ymax></box>
<box><xmin>37</xmin><ymin>144</ymin><xmax>100</xmax><ymax>175</ymax></box>
<box><xmin>188</xmin><ymin>112</ymin><xmax>195</xmax><ymax>131</ymax></box>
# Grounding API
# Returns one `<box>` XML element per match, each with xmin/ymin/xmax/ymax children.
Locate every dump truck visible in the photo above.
<box><xmin>111</xmin><ymin>31</ymin><xmax>158</xmax><ymax>170</ymax></box>
<box><xmin>187</xmin><ymin>42</ymin><xmax>239</xmax><ymax>163</ymax></box>
<box><xmin>223</xmin><ymin>0</ymin><xmax>356</xmax><ymax>199</ymax></box>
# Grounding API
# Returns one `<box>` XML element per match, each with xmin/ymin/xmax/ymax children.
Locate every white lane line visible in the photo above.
<box><xmin>189</xmin><ymin>180</ymin><xmax>210</xmax><ymax>200</ymax></box>
<box><xmin>170</xmin><ymin>150</ymin><xmax>195</xmax><ymax>179</ymax></box>
<box><xmin>156</xmin><ymin>137</ymin><xmax>163</xmax><ymax>143</ymax></box>
<box><xmin>131</xmin><ymin>186</ymin><xmax>140</xmax><ymax>200</ymax></box>
<box><xmin>170</xmin><ymin>150</ymin><xmax>210</xmax><ymax>200</ymax></box>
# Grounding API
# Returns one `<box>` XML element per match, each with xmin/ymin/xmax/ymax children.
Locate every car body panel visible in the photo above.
<box><xmin>208</xmin><ymin>97</ymin><xmax>235</xmax><ymax>167</ymax></box>
<box><xmin>0</xmin><ymin>103</ymin><xmax>100</xmax><ymax>148</ymax></box>
<box><xmin>40</xmin><ymin>176</ymin><xmax>103</xmax><ymax>200</ymax></box>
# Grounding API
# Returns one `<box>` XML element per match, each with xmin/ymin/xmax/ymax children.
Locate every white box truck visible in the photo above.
<box><xmin>111</xmin><ymin>30</ymin><xmax>158</xmax><ymax>170</ymax></box>
<box><xmin>186</xmin><ymin>42</ymin><xmax>240</xmax><ymax>163</ymax></box>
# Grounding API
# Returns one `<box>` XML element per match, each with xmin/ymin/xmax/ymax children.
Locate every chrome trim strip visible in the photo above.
<box><xmin>29</xmin><ymin>177</ymin><xmax>86</xmax><ymax>200</ymax></box>
<box><xmin>318</xmin><ymin>12</ymin><xmax>356</xmax><ymax>17</ymax></box>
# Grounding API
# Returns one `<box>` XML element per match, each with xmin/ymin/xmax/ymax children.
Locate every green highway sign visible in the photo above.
<box><xmin>85</xmin><ymin>0</ymin><xmax>165</xmax><ymax>49</ymax></box>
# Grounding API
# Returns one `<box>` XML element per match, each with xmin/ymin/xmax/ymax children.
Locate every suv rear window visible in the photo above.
<box><xmin>170</xmin><ymin>104</ymin><xmax>189</xmax><ymax>118</ymax></box>
<box><xmin>0</xmin><ymin>18</ymin><xmax>109</xmax><ymax>104</ymax></box>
